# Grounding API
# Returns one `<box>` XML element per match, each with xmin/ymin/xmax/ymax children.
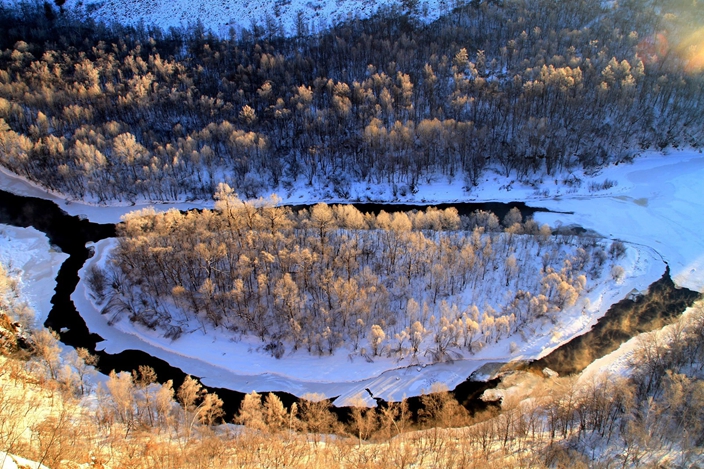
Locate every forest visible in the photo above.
<box><xmin>0</xmin><ymin>0</ymin><xmax>702</xmax><ymax>202</ymax></box>
<box><xmin>90</xmin><ymin>188</ymin><xmax>626</xmax><ymax>361</ymax></box>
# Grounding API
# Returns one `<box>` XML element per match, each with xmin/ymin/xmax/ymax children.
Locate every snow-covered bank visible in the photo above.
<box><xmin>578</xmin><ymin>298</ymin><xmax>704</xmax><ymax>386</ymax></box>
<box><xmin>0</xmin><ymin>166</ymin><xmax>213</xmax><ymax>226</ymax></box>
<box><xmin>531</xmin><ymin>151</ymin><xmax>704</xmax><ymax>293</ymax></box>
<box><xmin>0</xmin><ymin>225</ymin><xmax>68</xmax><ymax>324</ymax></box>
<box><xmin>0</xmin><ymin>451</ymin><xmax>49</xmax><ymax>469</ymax></box>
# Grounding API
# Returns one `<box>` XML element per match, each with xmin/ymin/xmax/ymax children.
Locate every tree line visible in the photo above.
<box><xmin>0</xmin><ymin>0</ymin><xmax>702</xmax><ymax>202</ymax></box>
<box><xmin>90</xmin><ymin>189</ymin><xmax>625</xmax><ymax>362</ymax></box>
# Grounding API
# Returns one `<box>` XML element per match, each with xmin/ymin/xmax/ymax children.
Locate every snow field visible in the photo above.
<box><xmin>51</xmin><ymin>0</ymin><xmax>446</xmax><ymax>38</ymax></box>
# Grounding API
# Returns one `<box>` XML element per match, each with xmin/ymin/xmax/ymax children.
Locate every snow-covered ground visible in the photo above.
<box><xmin>1</xmin><ymin>148</ymin><xmax>703</xmax><ymax>405</ymax></box>
<box><xmin>0</xmin><ymin>452</ymin><xmax>49</xmax><ymax>469</ymax></box>
<box><xmin>0</xmin><ymin>225</ymin><xmax>68</xmax><ymax>325</ymax></box>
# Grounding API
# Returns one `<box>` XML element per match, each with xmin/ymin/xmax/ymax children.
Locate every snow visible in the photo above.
<box><xmin>529</xmin><ymin>151</ymin><xmax>704</xmax><ymax>293</ymax></box>
<box><xmin>0</xmin><ymin>225</ymin><xmax>68</xmax><ymax>325</ymax></box>
<box><xmin>0</xmin><ymin>452</ymin><xmax>50</xmax><ymax>469</ymax></box>
<box><xmin>2</xmin><ymin>148</ymin><xmax>704</xmax><ymax>405</ymax></box>
<box><xmin>47</xmin><ymin>0</ymin><xmax>446</xmax><ymax>38</ymax></box>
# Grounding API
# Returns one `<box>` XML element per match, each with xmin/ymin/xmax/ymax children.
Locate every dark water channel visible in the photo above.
<box><xmin>0</xmin><ymin>188</ymin><xmax>699</xmax><ymax>421</ymax></box>
<box><xmin>292</xmin><ymin>200</ymin><xmax>557</xmax><ymax>220</ymax></box>
<box><xmin>530</xmin><ymin>267</ymin><xmax>700</xmax><ymax>375</ymax></box>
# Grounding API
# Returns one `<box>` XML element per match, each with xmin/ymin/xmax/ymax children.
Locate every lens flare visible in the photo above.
<box><xmin>636</xmin><ymin>32</ymin><xmax>669</xmax><ymax>65</ymax></box>
<box><xmin>637</xmin><ymin>28</ymin><xmax>704</xmax><ymax>74</ymax></box>
<box><xmin>678</xmin><ymin>27</ymin><xmax>704</xmax><ymax>73</ymax></box>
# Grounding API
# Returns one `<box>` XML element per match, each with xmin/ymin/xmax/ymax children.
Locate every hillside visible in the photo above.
<box><xmin>0</xmin><ymin>0</ymin><xmax>702</xmax><ymax>206</ymax></box>
<box><xmin>57</xmin><ymin>0</ymin><xmax>442</xmax><ymax>37</ymax></box>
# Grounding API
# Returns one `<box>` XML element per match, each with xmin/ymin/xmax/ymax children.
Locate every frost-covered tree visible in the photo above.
<box><xmin>368</xmin><ymin>325</ymin><xmax>386</xmax><ymax>356</ymax></box>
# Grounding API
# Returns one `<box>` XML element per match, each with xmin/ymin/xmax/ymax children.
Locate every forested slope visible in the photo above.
<box><xmin>0</xmin><ymin>0</ymin><xmax>702</xmax><ymax>203</ymax></box>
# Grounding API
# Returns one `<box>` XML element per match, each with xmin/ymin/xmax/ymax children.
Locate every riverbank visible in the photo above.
<box><xmin>0</xmin><ymin>225</ymin><xmax>67</xmax><ymax>325</ymax></box>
